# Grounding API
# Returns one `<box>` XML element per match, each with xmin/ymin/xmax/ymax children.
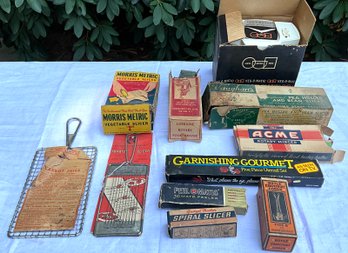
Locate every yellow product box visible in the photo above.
<box><xmin>101</xmin><ymin>71</ymin><xmax>160</xmax><ymax>134</ymax></box>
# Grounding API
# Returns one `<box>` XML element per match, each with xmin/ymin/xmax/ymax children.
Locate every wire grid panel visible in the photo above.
<box><xmin>8</xmin><ymin>146</ymin><xmax>97</xmax><ymax>239</ymax></box>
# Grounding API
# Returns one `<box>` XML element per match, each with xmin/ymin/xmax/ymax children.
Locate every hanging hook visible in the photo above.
<box><xmin>66</xmin><ymin>118</ymin><xmax>81</xmax><ymax>149</ymax></box>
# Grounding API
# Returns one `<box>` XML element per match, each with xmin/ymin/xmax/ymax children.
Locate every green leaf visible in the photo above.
<box><xmin>101</xmin><ymin>41</ymin><xmax>110</xmax><ymax>51</ymax></box>
<box><xmin>313</xmin><ymin>0</ymin><xmax>333</xmax><ymax>10</ymax></box>
<box><xmin>102</xmin><ymin>29</ymin><xmax>112</xmax><ymax>44</ymax></box>
<box><xmin>184</xmin><ymin>47</ymin><xmax>199</xmax><ymax>57</ymax></box>
<box><xmin>77</xmin><ymin>0</ymin><xmax>87</xmax><ymax>16</ymax></box>
<box><xmin>191</xmin><ymin>0</ymin><xmax>200</xmax><ymax>13</ymax></box>
<box><xmin>73</xmin><ymin>45</ymin><xmax>85</xmax><ymax>60</ymax></box>
<box><xmin>91</xmin><ymin>45</ymin><xmax>103</xmax><ymax>59</ymax></box>
<box><xmin>153</xmin><ymin>5</ymin><xmax>162</xmax><ymax>25</ymax></box>
<box><xmin>90</xmin><ymin>28</ymin><xmax>99</xmax><ymax>42</ymax></box>
<box><xmin>325</xmin><ymin>45</ymin><xmax>340</xmax><ymax>58</ymax></box>
<box><xmin>65</xmin><ymin>0</ymin><xmax>76</xmax><ymax>14</ymax></box>
<box><xmin>86</xmin><ymin>45</ymin><xmax>94</xmax><ymax>60</ymax></box>
<box><xmin>138</xmin><ymin>16</ymin><xmax>153</xmax><ymax>28</ymax></box>
<box><xmin>35</xmin><ymin>22</ymin><xmax>46</xmax><ymax>37</ymax></box>
<box><xmin>319</xmin><ymin>0</ymin><xmax>339</xmax><ymax>19</ymax></box>
<box><xmin>26</xmin><ymin>0</ymin><xmax>42</xmax><ymax>13</ymax></box>
<box><xmin>162</xmin><ymin>2</ymin><xmax>177</xmax><ymax>15</ymax></box>
<box><xmin>199</xmin><ymin>16</ymin><xmax>213</xmax><ymax>26</ymax></box>
<box><xmin>10</xmin><ymin>17</ymin><xmax>20</xmax><ymax>33</ymax></box>
<box><xmin>156</xmin><ymin>47</ymin><xmax>166</xmax><ymax>60</ymax></box>
<box><xmin>15</xmin><ymin>0</ymin><xmax>25</xmax><ymax>8</ymax></box>
<box><xmin>133</xmin><ymin>6</ymin><xmax>142</xmax><ymax>21</ymax></box>
<box><xmin>161</xmin><ymin>10</ymin><xmax>174</xmax><ymax>26</ymax></box>
<box><xmin>0</xmin><ymin>10</ymin><xmax>7</xmax><ymax>22</ymax></box>
<box><xmin>97</xmin><ymin>0</ymin><xmax>107</xmax><ymax>13</ymax></box>
<box><xmin>145</xmin><ymin>24</ymin><xmax>155</xmax><ymax>37</ymax></box>
<box><xmin>155</xmin><ymin>24</ymin><xmax>165</xmax><ymax>42</ymax></box>
<box><xmin>80</xmin><ymin>17</ymin><xmax>91</xmax><ymax>29</ymax></box>
<box><xmin>202</xmin><ymin>0</ymin><xmax>214</xmax><ymax>11</ymax></box>
<box><xmin>169</xmin><ymin>37</ymin><xmax>179</xmax><ymax>52</ymax></box>
<box><xmin>332</xmin><ymin>2</ymin><xmax>344</xmax><ymax>23</ymax></box>
<box><xmin>343</xmin><ymin>20</ymin><xmax>348</xmax><ymax>32</ymax></box>
<box><xmin>104</xmin><ymin>25</ymin><xmax>118</xmax><ymax>36</ymax></box>
<box><xmin>0</xmin><ymin>0</ymin><xmax>11</xmax><ymax>13</ymax></box>
<box><xmin>106</xmin><ymin>8</ymin><xmax>114</xmax><ymax>21</ymax></box>
<box><xmin>206</xmin><ymin>41</ymin><xmax>214</xmax><ymax>58</ymax></box>
<box><xmin>313</xmin><ymin>24</ymin><xmax>322</xmax><ymax>43</ymax></box>
<box><xmin>53</xmin><ymin>0</ymin><xmax>65</xmax><ymax>4</ymax></box>
<box><xmin>65</xmin><ymin>17</ymin><xmax>75</xmax><ymax>30</ymax></box>
<box><xmin>74</xmin><ymin>18</ymin><xmax>84</xmax><ymax>37</ymax></box>
<box><xmin>126</xmin><ymin>10</ymin><xmax>132</xmax><ymax>23</ymax></box>
<box><xmin>176</xmin><ymin>0</ymin><xmax>186</xmax><ymax>12</ymax></box>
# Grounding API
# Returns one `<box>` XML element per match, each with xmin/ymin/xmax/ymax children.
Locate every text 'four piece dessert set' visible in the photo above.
<box><xmin>8</xmin><ymin>0</ymin><xmax>345</xmax><ymax>252</ymax></box>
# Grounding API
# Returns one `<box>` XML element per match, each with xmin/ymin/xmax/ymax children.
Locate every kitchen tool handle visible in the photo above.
<box><xmin>66</xmin><ymin>118</ymin><xmax>81</xmax><ymax>149</ymax></box>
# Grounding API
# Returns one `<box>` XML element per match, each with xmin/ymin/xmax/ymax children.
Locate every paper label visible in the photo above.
<box><xmin>102</xmin><ymin>104</ymin><xmax>151</xmax><ymax>134</ymax></box>
<box><xmin>294</xmin><ymin>162</ymin><xmax>319</xmax><ymax>174</ymax></box>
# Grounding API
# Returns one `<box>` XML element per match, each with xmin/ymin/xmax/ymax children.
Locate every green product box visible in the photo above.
<box><xmin>202</xmin><ymin>82</ymin><xmax>333</xmax><ymax>129</ymax></box>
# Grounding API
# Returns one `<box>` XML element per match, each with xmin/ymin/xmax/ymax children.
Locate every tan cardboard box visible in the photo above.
<box><xmin>202</xmin><ymin>82</ymin><xmax>333</xmax><ymax>129</ymax></box>
<box><xmin>168</xmin><ymin>72</ymin><xmax>202</xmax><ymax>142</ymax></box>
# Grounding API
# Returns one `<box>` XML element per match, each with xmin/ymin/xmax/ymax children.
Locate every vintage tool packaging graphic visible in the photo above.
<box><xmin>165</xmin><ymin>155</ymin><xmax>324</xmax><ymax>187</ymax></box>
<box><xmin>91</xmin><ymin>133</ymin><xmax>152</xmax><ymax>236</ymax></box>
<box><xmin>167</xmin><ymin>207</ymin><xmax>237</xmax><ymax>238</ymax></box>
<box><xmin>234</xmin><ymin>125</ymin><xmax>345</xmax><ymax>163</ymax></box>
<box><xmin>202</xmin><ymin>82</ymin><xmax>333</xmax><ymax>129</ymax></box>
<box><xmin>101</xmin><ymin>71</ymin><xmax>160</xmax><ymax>134</ymax></box>
<box><xmin>257</xmin><ymin>178</ymin><xmax>297</xmax><ymax>252</ymax></box>
<box><xmin>168</xmin><ymin>71</ymin><xmax>202</xmax><ymax>142</ymax></box>
<box><xmin>159</xmin><ymin>183</ymin><xmax>248</xmax><ymax>215</ymax></box>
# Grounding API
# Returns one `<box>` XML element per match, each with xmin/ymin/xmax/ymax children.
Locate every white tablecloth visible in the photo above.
<box><xmin>0</xmin><ymin>61</ymin><xmax>347</xmax><ymax>253</ymax></box>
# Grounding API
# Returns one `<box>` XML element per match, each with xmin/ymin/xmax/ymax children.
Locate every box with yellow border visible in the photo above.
<box><xmin>101</xmin><ymin>71</ymin><xmax>160</xmax><ymax>134</ymax></box>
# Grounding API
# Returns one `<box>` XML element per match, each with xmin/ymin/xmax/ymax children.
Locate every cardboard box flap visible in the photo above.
<box><xmin>218</xmin><ymin>0</ymin><xmax>300</xmax><ymax>17</ymax></box>
<box><xmin>220</xmin><ymin>11</ymin><xmax>245</xmax><ymax>43</ymax></box>
<box><xmin>293</xmin><ymin>0</ymin><xmax>316</xmax><ymax>44</ymax></box>
<box><xmin>332</xmin><ymin>150</ymin><xmax>345</xmax><ymax>163</ymax></box>
<box><xmin>321</xmin><ymin>125</ymin><xmax>334</xmax><ymax>137</ymax></box>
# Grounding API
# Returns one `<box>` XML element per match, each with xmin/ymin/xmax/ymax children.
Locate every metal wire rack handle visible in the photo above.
<box><xmin>66</xmin><ymin>118</ymin><xmax>82</xmax><ymax>149</ymax></box>
<box><xmin>106</xmin><ymin>134</ymin><xmax>138</xmax><ymax>177</ymax></box>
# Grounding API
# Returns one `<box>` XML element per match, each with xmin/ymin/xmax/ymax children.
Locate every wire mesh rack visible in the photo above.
<box><xmin>8</xmin><ymin>146</ymin><xmax>97</xmax><ymax>239</ymax></box>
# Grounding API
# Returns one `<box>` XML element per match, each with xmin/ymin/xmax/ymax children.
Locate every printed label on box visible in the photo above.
<box><xmin>101</xmin><ymin>104</ymin><xmax>151</xmax><ymax>134</ymax></box>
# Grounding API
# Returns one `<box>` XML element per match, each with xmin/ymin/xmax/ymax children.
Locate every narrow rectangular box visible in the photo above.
<box><xmin>167</xmin><ymin>207</ymin><xmax>237</xmax><ymax>238</ymax></box>
<box><xmin>101</xmin><ymin>71</ymin><xmax>160</xmax><ymax>134</ymax></box>
<box><xmin>168</xmin><ymin>72</ymin><xmax>202</xmax><ymax>142</ymax></box>
<box><xmin>165</xmin><ymin>155</ymin><xmax>324</xmax><ymax>187</ymax></box>
<box><xmin>257</xmin><ymin>178</ymin><xmax>297</xmax><ymax>252</ymax></box>
<box><xmin>202</xmin><ymin>82</ymin><xmax>333</xmax><ymax>129</ymax></box>
<box><xmin>213</xmin><ymin>0</ymin><xmax>316</xmax><ymax>85</ymax></box>
<box><xmin>234</xmin><ymin>125</ymin><xmax>345</xmax><ymax>163</ymax></box>
<box><xmin>159</xmin><ymin>183</ymin><xmax>247</xmax><ymax>215</ymax></box>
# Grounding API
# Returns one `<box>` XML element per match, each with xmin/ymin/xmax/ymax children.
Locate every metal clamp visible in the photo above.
<box><xmin>66</xmin><ymin>118</ymin><xmax>81</xmax><ymax>149</ymax></box>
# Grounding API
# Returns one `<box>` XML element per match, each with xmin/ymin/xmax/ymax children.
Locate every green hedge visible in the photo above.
<box><xmin>0</xmin><ymin>0</ymin><xmax>347</xmax><ymax>61</ymax></box>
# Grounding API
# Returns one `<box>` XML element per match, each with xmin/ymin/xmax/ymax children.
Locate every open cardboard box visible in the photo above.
<box><xmin>213</xmin><ymin>0</ymin><xmax>316</xmax><ymax>86</ymax></box>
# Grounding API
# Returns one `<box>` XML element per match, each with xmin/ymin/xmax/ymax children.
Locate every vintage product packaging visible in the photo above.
<box><xmin>167</xmin><ymin>207</ymin><xmax>237</xmax><ymax>239</ymax></box>
<box><xmin>234</xmin><ymin>125</ymin><xmax>345</xmax><ymax>163</ymax></box>
<box><xmin>168</xmin><ymin>71</ymin><xmax>202</xmax><ymax>142</ymax></box>
<box><xmin>165</xmin><ymin>155</ymin><xmax>324</xmax><ymax>187</ymax></box>
<box><xmin>91</xmin><ymin>133</ymin><xmax>153</xmax><ymax>236</ymax></box>
<box><xmin>213</xmin><ymin>0</ymin><xmax>316</xmax><ymax>85</ymax></box>
<box><xmin>101</xmin><ymin>71</ymin><xmax>160</xmax><ymax>134</ymax></box>
<box><xmin>257</xmin><ymin>178</ymin><xmax>297</xmax><ymax>252</ymax></box>
<box><xmin>159</xmin><ymin>183</ymin><xmax>248</xmax><ymax>215</ymax></box>
<box><xmin>202</xmin><ymin>82</ymin><xmax>333</xmax><ymax>129</ymax></box>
